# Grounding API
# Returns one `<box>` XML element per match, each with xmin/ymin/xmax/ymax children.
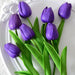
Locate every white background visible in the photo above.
<box><xmin>0</xmin><ymin>0</ymin><xmax>75</xmax><ymax>75</ymax></box>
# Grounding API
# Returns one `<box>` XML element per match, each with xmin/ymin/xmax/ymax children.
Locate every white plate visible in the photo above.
<box><xmin>0</xmin><ymin>0</ymin><xmax>75</xmax><ymax>75</ymax></box>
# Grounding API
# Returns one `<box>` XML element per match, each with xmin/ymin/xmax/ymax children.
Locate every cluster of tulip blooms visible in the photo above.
<box><xmin>4</xmin><ymin>1</ymin><xmax>72</xmax><ymax>75</ymax></box>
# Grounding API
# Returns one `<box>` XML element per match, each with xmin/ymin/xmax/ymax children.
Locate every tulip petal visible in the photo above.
<box><xmin>9</xmin><ymin>14</ymin><xmax>22</xmax><ymax>30</ymax></box>
<box><xmin>4</xmin><ymin>43</ymin><xmax>20</xmax><ymax>58</ymax></box>
<box><xmin>20</xmin><ymin>24</ymin><xmax>35</xmax><ymax>41</ymax></box>
<box><xmin>41</xmin><ymin>7</ymin><xmax>54</xmax><ymax>23</ymax></box>
<box><xmin>18</xmin><ymin>1</ymin><xmax>32</xmax><ymax>18</ymax></box>
<box><xmin>46</xmin><ymin>23</ymin><xmax>59</xmax><ymax>40</ymax></box>
<box><xmin>58</xmin><ymin>2</ymin><xmax>72</xmax><ymax>19</ymax></box>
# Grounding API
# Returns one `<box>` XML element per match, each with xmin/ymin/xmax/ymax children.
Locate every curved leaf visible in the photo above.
<box><xmin>43</xmin><ymin>41</ymin><xmax>61</xmax><ymax>72</ymax></box>
<box><xmin>25</xmin><ymin>44</ymin><xmax>44</xmax><ymax>69</ymax></box>
<box><xmin>21</xmin><ymin>52</ymin><xmax>39</xmax><ymax>75</ymax></box>
<box><xmin>31</xmin><ymin>37</ymin><xmax>44</xmax><ymax>53</ymax></box>
<box><xmin>33</xmin><ymin>17</ymin><xmax>40</xmax><ymax>32</ymax></box>
<box><xmin>15</xmin><ymin>71</ymin><xmax>31</xmax><ymax>75</ymax></box>
<box><xmin>57</xmin><ymin>19</ymin><xmax>65</xmax><ymax>46</ymax></box>
<box><xmin>43</xmin><ymin>46</ymin><xmax>51</xmax><ymax>75</ymax></box>
<box><xmin>61</xmin><ymin>46</ymin><xmax>67</xmax><ymax>75</ymax></box>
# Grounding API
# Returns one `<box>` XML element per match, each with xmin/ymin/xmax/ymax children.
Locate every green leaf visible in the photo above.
<box><xmin>32</xmin><ymin>17</ymin><xmax>45</xmax><ymax>53</ymax></box>
<box><xmin>41</xmin><ymin>24</ymin><xmax>45</xmax><ymax>37</ymax></box>
<box><xmin>9</xmin><ymin>30</ymin><xmax>32</xmax><ymax>65</ymax></box>
<box><xmin>57</xmin><ymin>18</ymin><xmax>65</xmax><ymax>46</ymax></box>
<box><xmin>31</xmin><ymin>36</ymin><xmax>44</xmax><ymax>53</ymax></box>
<box><xmin>53</xmin><ymin>40</ymin><xmax>59</xmax><ymax>53</ymax></box>
<box><xmin>32</xmin><ymin>17</ymin><xmax>41</xmax><ymax>37</ymax></box>
<box><xmin>30</xmin><ymin>39</ymin><xmax>42</xmax><ymax>52</ymax></box>
<box><xmin>43</xmin><ymin>40</ymin><xmax>61</xmax><ymax>72</ymax></box>
<box><xmin>30</xmin><ymin>24</ymin><xmax>44</xmax><ymax>53</ymax></box>
<box><xmin>33</xmin><ymin>17</ymin><xmax>40</xmax><ymax>32</ymax></box>
<box><xmin>25</xmin><ymin>44</ymin><xmax>44</xmax><ymax>69</ymax></box>
<box><xmin>27</xmin><ymin>18</ymin><xmax>33</xmax><ymax>28</ymax></box>
<box><xmin>21</xmin><ymin>52</ymin><xmax>39</xmax><ymax>75</ymax></box>
<box><xmin>15</xmin><ymin>71</ymin><xmax>31</xmax><ymax>75</ymax></box>
<box><xmin>25</xmin><ymin>40</ymin><xmax>31</xmax><ymax>44</ymax></box>
<box><xmin>41</xmin><ymin>23</ymin><xmax>47</xmax><ymax>38</ymax></box>
<box><xmin>15</xmin><ymin>30</ymin><xmax>18</xmax><ymax>36</ymax></box>
<box><xmin>43</xmin><ymin>46</ymin><xmax>51</xmax><ymax>75</ymax></box>
<box><xmin>61</xmin><ymin>46</ymin><xmax>67</xmax><ymax>75</ymax></box>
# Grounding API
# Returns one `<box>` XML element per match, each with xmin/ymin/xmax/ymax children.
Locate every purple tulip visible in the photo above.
<box><xmin>4</xmin><ymin>43</ymin><xmax>20</xmax><ymax>58</ymax></box>
<box><xmin>41</xmin><ymin>7</ymin><xmax>54</xmax><ymax>23</ymax></box>
<box><xmin>9</xmin><ymin>14</ymin><xmax>22</xmax><ymax>30</ymax></box>
<box><xmin>20</xmin><ymin>24</ymin><xmax>35</xmax><ymax>41</ymax></box>
<box><xmin>18</xmin><ymin>1</ymin><xmax>32</xmax><ymax>18</ymax></box>
<box><xmin>58</xmin><ymin>2</ymin><xmax>72</xmax><ymax>19</ymax></box>
<box><xmin>46</xmin><ymin>23</ymin><xmax>58</xmax><ymax>40</ymax></box>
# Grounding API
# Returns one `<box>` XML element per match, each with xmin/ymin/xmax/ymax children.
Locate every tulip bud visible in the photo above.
<box><xmin>9</xmin><ymin>14</ymin><xmax>22</xmax><ymax>30</ymax></box>
<box><xmin>18</xmin><ymin>1</ymin><xmax>32</xmax><ymax>18</ymax></box>
<box><xmin>4</xmin><ymin>43</ymin><xmax>20</xmax><ymax>58</ymax></box>
<box><xmin>46</xmin><ymin>23</ymin><xmax>58</xmax><ymax>40</ymax></box>
<box><xmin>41</xmin><ymin>7</ymin><xmax>54</xmax><ymax>23</ymax></box>
<box><xmin>58</xmin><ymin>2</ymin><xmax>72</xmax><ymax>19</ymax></box>
<box><xmin>20</xmin><ymin>24</ymin><xmax>35</xmax><ymax>41</ymax></box>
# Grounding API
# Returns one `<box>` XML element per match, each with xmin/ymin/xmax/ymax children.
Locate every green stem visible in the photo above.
<box><xmin>41</xmin><ymin>23</ymin><xmax>47</xmax><ymax>38</ymax></box>
<box><xmin>15</xmin><ymin>30</ymin><xmax>18</xmax><ymax>36</ymax></box>
<box><xmin>44</xmin><ymin>23</ymin><xmax>47</xmax><ymax>38</ymax></box>
<box><xmin>57</xmin><ymin>18</ymin><xmax>65</xmax><ymax>46</ymax></box>
<box><xmin>27</xmin><ymin>18</ymin><xmax>33</xmax><ymax>28</ymax></box>
<box><xmin>31</xmin><ymin>39</ymin><xmax>40</xmax><ymax>52</ymax></box>
<box><xmin>53</xmin><ymin>64</ymin><xmax>56</xmax><ymax>75</ymax></box>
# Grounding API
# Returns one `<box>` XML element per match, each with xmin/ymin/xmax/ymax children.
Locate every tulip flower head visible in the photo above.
<box><xmin>58</xmin><ymin>2</ymin><xmax>72</xmax><ymax>19</ymax></box>
<box><xmin>4</xmin><ymin>43</ymin><xmax>20</xmax><ymax>58</ymax></box>
<box><xmin>46</xmin><ymin>23</ymin><xmax>58</xmax><ymax>40</ymax></box>
<box><xmin>18</xmin><ymin>1</ymin><xmax>32</xmax><ymax>18</ymax></box>
<box><xmin>9</xmin><ymin>14</ymin><xmax>22</xmax><ymax>30</ymax></box>
<box><xmin>20</xmin><ymin>24</ymin><xmax>35</xmax><ymax>41</ymax></box>
<box><xmin>41</xmin><ymin>7</ymin><xmax>54</xmax><ymax>23</ymax></box>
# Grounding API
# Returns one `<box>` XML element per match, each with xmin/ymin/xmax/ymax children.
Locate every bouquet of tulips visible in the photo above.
<box><xmin>4</xmin><ymin>1</ymin><xmax>72</xmax><ymax>75</ymax></box>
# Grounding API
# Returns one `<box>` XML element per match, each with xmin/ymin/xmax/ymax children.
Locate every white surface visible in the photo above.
<box><xmin>0</xmin><ymin>0</ymin><xmax>75</xmax><ymax>75</ymax></box>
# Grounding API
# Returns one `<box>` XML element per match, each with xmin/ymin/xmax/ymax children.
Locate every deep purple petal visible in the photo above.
<box><xmin>20</xmin><ymin>24</ymin><xmax>35</xmax><ymax>41</ymax></box>
<box><xmin>4</xmin><ymin>43</ymin><xmax>20</xmax><ymax>58</ymax></box>
<box><xmin>9</xmin><ymin>14</ymin><xmax>22</xmax><ymax>30</ymax></box>
<box><xmin>18</xmin><ymin>1</ymin><xmax>32</xmax><ymax>18</ymax></box>
<box><xmin>41</xmin><ymin>7</ymin><xmax>54</xmax><ymax>23</ymax></box>
<box><xmin>46</xmin><ymin>23</ymin><xmax>59</xmax><ymax>40</ymax></box>
<box><xmin>58</xmin><ymin>2</ymin><xmax>72</xmax><ymax>19</ymax></box>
